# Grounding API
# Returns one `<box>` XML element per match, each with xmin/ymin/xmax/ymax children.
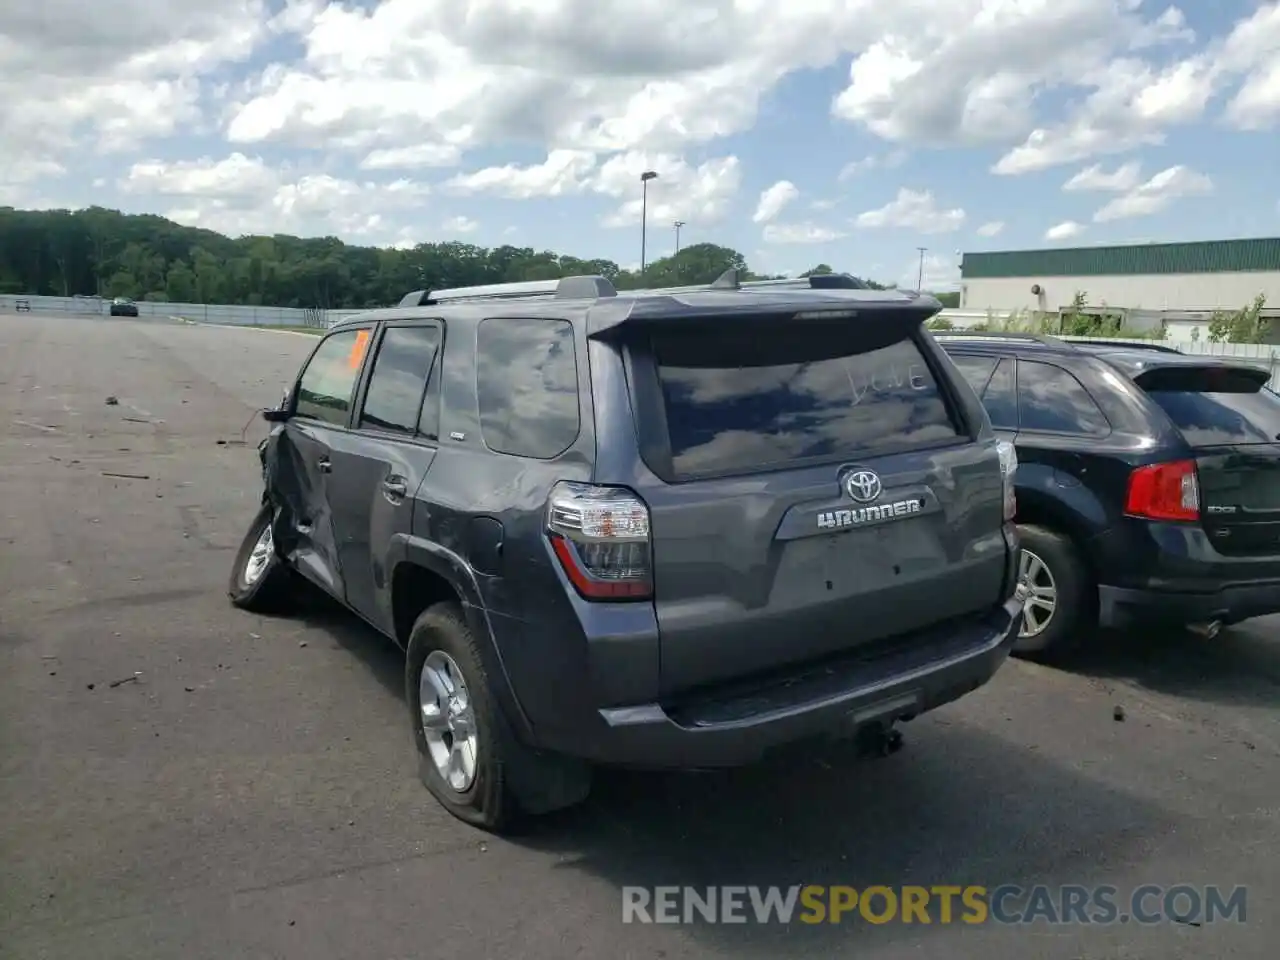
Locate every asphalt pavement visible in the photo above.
<box><xmin>1</xmin><ymin>312</ymin><xmax>1277</xmax><ymax>959</ymax></box>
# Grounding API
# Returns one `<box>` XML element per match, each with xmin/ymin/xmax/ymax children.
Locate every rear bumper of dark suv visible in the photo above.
<box><xmin>556</xmin><ymin>588</ymin><xmax>1026</xmax><ymax>769</ymax></box>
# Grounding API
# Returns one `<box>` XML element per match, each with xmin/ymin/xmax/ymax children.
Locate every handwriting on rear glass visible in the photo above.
<box><xmin>849</xmin><ymin>364</ymin><xmax>930</xmax><ymax>406</ymax></box>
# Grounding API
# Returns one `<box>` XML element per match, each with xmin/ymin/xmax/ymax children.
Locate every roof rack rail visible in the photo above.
<box><xmin>707</xmin><ymin>269</ymin><xmax>870</xmax><ymax>291</ymax></box>
<box><xmin>398</xmin><ymin>275</ymin><xmax>618</xmax><ymax>306</ymax></box>
<box><xmin>933</xmin><ymin>330</ymin><xmax>1065</xmax><ymax>346</ymax></box>
<box><xmin>1057</xmin><ymin>336</ymin><xmax>1183</xmax><ymax>354</ymax></box>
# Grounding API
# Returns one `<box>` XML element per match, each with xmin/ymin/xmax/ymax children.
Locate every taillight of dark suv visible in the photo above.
<box><xmin>546</xmin><ymin>482</ymin><xmax>653</xmax><ymax>600</ymax></box>
<box><xmin>1123</xmin><ymin>459</ymin><xmax>1201</xmax><ymax>522</ymax></box>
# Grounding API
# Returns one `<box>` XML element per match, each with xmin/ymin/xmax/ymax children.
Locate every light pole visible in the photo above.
<box><xmin>673</xmin><ymin>220</ymin><xmax>685</xmax><ymax>255</ymax></box>
<box><xmin>916</xmin><ymin>246</ymin><xmax>927</xmax><ymax>291</ymax></box>
<box><xmin>640</xmin><ymin>170</ymin><xmax>658</xmax><ymax>275</ymax></box>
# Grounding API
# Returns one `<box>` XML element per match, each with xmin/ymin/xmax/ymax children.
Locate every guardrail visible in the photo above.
<box><xmin>0</xmin><ymin>294</ymin><xmax>335</xmax><ymax>328</ymax></box>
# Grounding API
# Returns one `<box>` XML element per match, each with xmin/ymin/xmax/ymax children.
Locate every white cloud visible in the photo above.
<box><xmin>1092</xmin><ymin>164</ymin><xmax>1213</xmax><ymax>221</ymax></box>
<box><xmin>832</xmin><ymin>0</ymin><xmax>1197</xmax><ymax>151</ymax></box>
<box><xmin>855</xmin><ymin>188</ymin><xmax>965</xmax><ymax>233</ymax></box>
<box><xmin>993</xmin><ymin>55</ymin><xmax>1218</xmax><ymax>175</ymax></box>
<box><xmin>837</xmin><ymin>150</ymin><xmax>907</xmax><ymax>180</ymax></box>
<box><xmin>1045</xmin><ymin>221</ymin><xmax>1086</xmax><ymax>241</ymax></box>
<box><xmin>0</xmin><ymin>1</ymin><xmax>267</xmax><ymax>174</ymax></box>
<box><xmin>360</xmin><ymin>143</ymin><xmax>463</xmax><ymax>170</ymax></box>
<box><xmin>975</xmin><ymin>221</ymin><xmax>1004</xmax><ymax>237</ymax></box>
<box><xmin>444</xmin><ymin>150</ymin><xmax>597</xmax><ymax>199</ymax></box>
<box><xmin>119</xmin><ymin>153</ymin><xmax>430</xmax><ymax>239</ymax></box>
<box><xmin>590</xmin><ymin>153</ymin><xmax>742</xmax><ymax>228</ymax></box>
<box><xmin>1063</xmin><ymin>161</ymin><xmax>1142</xmax><ymax>192</ymax></box>
<box><xmin>1219</xmin><ymin>3</ymin><xmax>1280</xmax><ymax>130</ymax></box>
<box><xmin>752</xmin><ymin>181</ymin><xmax>799</xmax><ymax>223</ymax></box>
<box><xmin>762</xmin><ymin>222</ymin><xmax>846</xmax><ymax>244</ymax></box>
<box><xmin>442</xmin><ymin>215</ymin><xmax>478</xmax><ymax>234</ymax></box>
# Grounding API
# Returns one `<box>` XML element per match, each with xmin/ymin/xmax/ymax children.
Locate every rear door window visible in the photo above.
<box><xmin>982</xmin><ymin>358</ymin><xmax>1018</xmax><ymax>429</ymax></box>
<box><xmin>358</xmin><ymin>325</ymin><xmax>441</xmax><ymax>434</ymax></box>
<box><xmin>1016</xmin><ymin>359</ymin><xmax>1109</xmax><ymax>435</ymax></box>
<box><xmin>650</xmin><ymin>326</ymin><xmax>961</xmax><ymax>479</ymax></box>
<box><xmin>1141</xmin><ymin>374</ymin><xmax>1280</xmax><ymax>447</ymax></box>
<box><xmin>295</xmin><ymin>328</ymin><xmax>370</xmax><ymax>426</ymax></box>
<box><xmin>949</xmin><ymin>354</ymin><xmax>998</xmax><ymax>394</ymax></box>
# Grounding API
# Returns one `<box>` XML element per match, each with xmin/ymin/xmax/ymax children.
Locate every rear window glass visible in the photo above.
<box><xmin>651</xmin><ymin>327</ymin><xmax>960</xmax><ymax>479</ymax></box>
<box><xmin>1145</xmin><ymin>385</ymin><xmax>1280</xmax><ymax>446</ymax></box>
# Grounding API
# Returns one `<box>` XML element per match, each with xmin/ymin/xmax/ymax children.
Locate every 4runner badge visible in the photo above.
<box><xmin>817</xmin><ymin>498</ymin><xmax>923</xmax><ymax>529</ymax></box>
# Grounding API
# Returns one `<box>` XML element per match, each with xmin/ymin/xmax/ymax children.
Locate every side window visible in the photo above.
<box><xmin>982</xmin><ymin>358</ymin><xmax>1018</xmax><ymax>429</ymax></box>
<box><xmin>358</xmin><ymin>325</ymin><xmax>441</xmax><ymax>434</ymax></box>
<box><xmin>1017</xmin><ymin>359</ymin><xmax>1110</xmax><ymax>434</ymax></box>
<box><xmin>949</xmin><ymin>354</ymin><xmax>998</xmax><ymax>394</ymax></box>
<box><xmin>295</xmin><ymin>328</ymin><xmax>370</xmax><ymax>426</ymax></box>
<box><xmin>476</xmin><ymin>317</ymin><xmax>579</xmax><ymax>459</ymax></box>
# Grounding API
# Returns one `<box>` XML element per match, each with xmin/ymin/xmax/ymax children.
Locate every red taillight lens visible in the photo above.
<box><xmin>546</xmin><ymin>482</ymin><xmax>652</xmax><ymax>601</ymax></box>
<box><xmin>1124</xmin><ymin>460</ymin><xmax>1200</xmax><ymax>522</ymax></box>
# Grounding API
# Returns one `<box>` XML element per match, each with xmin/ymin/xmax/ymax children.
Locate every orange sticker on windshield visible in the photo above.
<box><xmin>348</xmin><ymin>329</ymin><xmax>370</xmax><ymax>370</ymax></box>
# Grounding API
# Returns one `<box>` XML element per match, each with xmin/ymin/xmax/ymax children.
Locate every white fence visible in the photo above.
<box><xmin>934</xmin><ymin>320</ymin><xmax>1280</xmax><ymax>390</ymax></box>
<box><xmin>0</xmin><ymin>293</ymin><xmax>355</xmax><ymax>328</ymax></box>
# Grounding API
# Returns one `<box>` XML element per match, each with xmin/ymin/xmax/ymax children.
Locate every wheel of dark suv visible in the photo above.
<box><xmin>228</xmin><ymin>502</ymin><xmax>297</xmax><ymax>612</ymax></box>
<box><xmin>406</xmin><ymin>602</ymin><xmax>518</xmax><ymax>831</ymax></box>
<box><xmin>406</xmin><ymin>602</ymin><xmax>592</xmax><ymax>832</ymax></box>
<box><xmin>1013</xmin><ymin>524</ymin><xmax>1093</xmax><ymax>661</ymax></box>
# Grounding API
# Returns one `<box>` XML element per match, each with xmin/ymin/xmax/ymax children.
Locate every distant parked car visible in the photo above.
<box><xmin>937</xmin><ymin>331</ymin><xmax>1280</xmax><ymax>659</ymax></box>
<box><xmin>109</xmin><ymin>298</ymin><xmax>138</xmax><ymax>317</ymax></box>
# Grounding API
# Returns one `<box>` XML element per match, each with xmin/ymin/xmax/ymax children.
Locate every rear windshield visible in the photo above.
<box><xmin>650</xmin><ymin>326</ymin><xmax>961</xmax><ymax>479</ymax></box>
<box><xmin>1143</xmin><ymin>378</ymin><xmax>1280</xmax><ymax>447</ymax></box>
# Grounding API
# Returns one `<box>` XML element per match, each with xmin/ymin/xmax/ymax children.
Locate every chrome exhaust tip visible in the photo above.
<box><xmin>1186</xmin><ymin>620</ymin><xmax>1222</xmax><ymax>640</ymax></box>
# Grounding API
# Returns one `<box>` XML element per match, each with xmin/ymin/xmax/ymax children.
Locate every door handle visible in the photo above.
<box><xmin>317</xmin><ymin>457</ymin><xmax>332</xmax><ymax>473</ymax></box>
<box><xmin>382</xmin><ymin>476</ymin><xmax>408</xmax><ymax>501</ymax></box>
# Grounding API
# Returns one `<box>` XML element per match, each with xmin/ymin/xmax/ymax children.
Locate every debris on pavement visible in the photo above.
<box><xmin>1113</xmin><ymin>705</ymin><xmax>1126</xmax><ymax>722</ymax></box>
<box><xmin>104</xmin><ymin>396</ymin><xmax>118</xmax><ymax>405</ymax></box>
<box><xmin>102</xmin><ymin>471</ymin><xmax>150</xmax><ymax>480</ymax></box>
<box><xmin>109</xmin><ymin>673</ymin><xmax>141</xmax><ymax>688</ymax></box>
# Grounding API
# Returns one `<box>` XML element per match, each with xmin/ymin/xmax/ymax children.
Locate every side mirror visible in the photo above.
<box><xmin>262</xmin><ymin>408</ymin><xmax>290</xmax><ymax>423</ymax></box>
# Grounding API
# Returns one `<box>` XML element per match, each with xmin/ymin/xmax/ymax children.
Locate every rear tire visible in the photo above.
<box><xmin>1012</xmin><ymin>524</ymin><xmax>1093</xmax><ymax>662</ymax></box>
<box><xmin>228</xmin><ymin>502</ymin><xmax>298</xmax><ymax>613</ymax></box>
<box><xmin>406</xmin><ymin>602</ymin><xmax>592</xmax><ymax>832</ymax></box>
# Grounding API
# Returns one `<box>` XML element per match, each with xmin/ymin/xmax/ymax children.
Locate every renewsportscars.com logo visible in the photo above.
<box><xmin>621</xmin><ymin>884</ymin><xmax>1248</xmax><ymax>926</ymax></box>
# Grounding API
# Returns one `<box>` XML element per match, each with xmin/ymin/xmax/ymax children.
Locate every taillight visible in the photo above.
<box><xmin>996</xmin><ymin>440</ymin><xmax>1017</xmax><ymax>521</ymax></box>
<box><xmin>1124</xmin><ymin>460</ymin><xmax>1200</xmax><ymax>522</ymax></box>
<box><xmin>546</xmin><ymin>482</ymin><xmax>652</xmax><ymax>600</ymax></box>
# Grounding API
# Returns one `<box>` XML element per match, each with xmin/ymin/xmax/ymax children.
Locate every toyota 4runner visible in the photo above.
<box><xmin>229</xmin><ymin>270</ymin><xmax>1026</xmax><ymax>831</ymax></box>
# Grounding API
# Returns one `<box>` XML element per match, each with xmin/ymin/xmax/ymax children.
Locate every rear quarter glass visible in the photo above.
<box><xmin>1145</xmin><ymin>389</ymin><xmax>1280</xmax><ymax>446</ymax></box>
<box><xmin>649</xmin><ymin>323</ymin><xmax>961</xmax><ymax>480</ymax></box>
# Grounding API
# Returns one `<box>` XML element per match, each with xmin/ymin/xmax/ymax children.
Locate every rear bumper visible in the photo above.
<box><xmin>550</xmin><ymin>589</ymin><xmax>1025</xmax><ymax>769</ymax></box>
<box><xmin>1088</xmin><ymin>520</ymin><xmax>1280</xmax><ymax>628</ymax></box>
<box><xmin>1099</xmin><ymin>580</ymin><xmax>1280</xmax><ymax>629</ymax></box>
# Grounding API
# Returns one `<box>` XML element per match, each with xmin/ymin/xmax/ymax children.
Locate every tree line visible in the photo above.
<box><xmin>0</xmin><ymin>206</ymin><xmax>956</xmax><ymax>309</ymax></box>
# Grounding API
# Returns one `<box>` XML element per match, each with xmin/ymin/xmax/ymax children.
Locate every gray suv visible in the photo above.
<box><xmin>229</xmin><ymin>270</ymin><xmax>1026</xmax><ymax>831</ymax></box>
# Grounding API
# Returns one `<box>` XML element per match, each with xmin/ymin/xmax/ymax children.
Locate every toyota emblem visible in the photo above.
<box><xmin>844</xmin><ymin>470</ymin><xmax>882</xmax><ymax>503</ymax></box>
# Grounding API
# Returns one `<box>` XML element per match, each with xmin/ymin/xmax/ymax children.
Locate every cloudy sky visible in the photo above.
<box><xmin>2</xmin><ymin>0</ymin><xmax>1278</xmax><ymax>287</ymax></box>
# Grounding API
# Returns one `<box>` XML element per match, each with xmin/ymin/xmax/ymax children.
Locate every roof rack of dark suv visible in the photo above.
<box><xmin>396</xmin><ymin>269</ymin><xmax>876</xmax><ymax>307</ymax></box>
<box><xmin>933</xmin><ymin>330</ymin><xmax>1066</xmax><ymax>347</ymax></box>
<box><xmin>1057</xmin><ymin>336</ymin><xmax>1184</xmax><ymax>354</ymax></box>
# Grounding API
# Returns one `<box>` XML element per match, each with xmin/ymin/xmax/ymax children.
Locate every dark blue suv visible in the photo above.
<box><xmin>938</xmin><ymin>331</ymin><xmax>1280</xmax><ymax>660</ymax></box>
<box><xmin>228</xmin><ymin>272</ymin><xmax>1025</xmax><ymax>831</ymax></box>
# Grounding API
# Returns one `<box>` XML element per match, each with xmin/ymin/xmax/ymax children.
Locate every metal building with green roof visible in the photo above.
<box><xmin>959</xmin><ymin>238</ymin><xmax>1280</xmax><ymax>314</ymax></box>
